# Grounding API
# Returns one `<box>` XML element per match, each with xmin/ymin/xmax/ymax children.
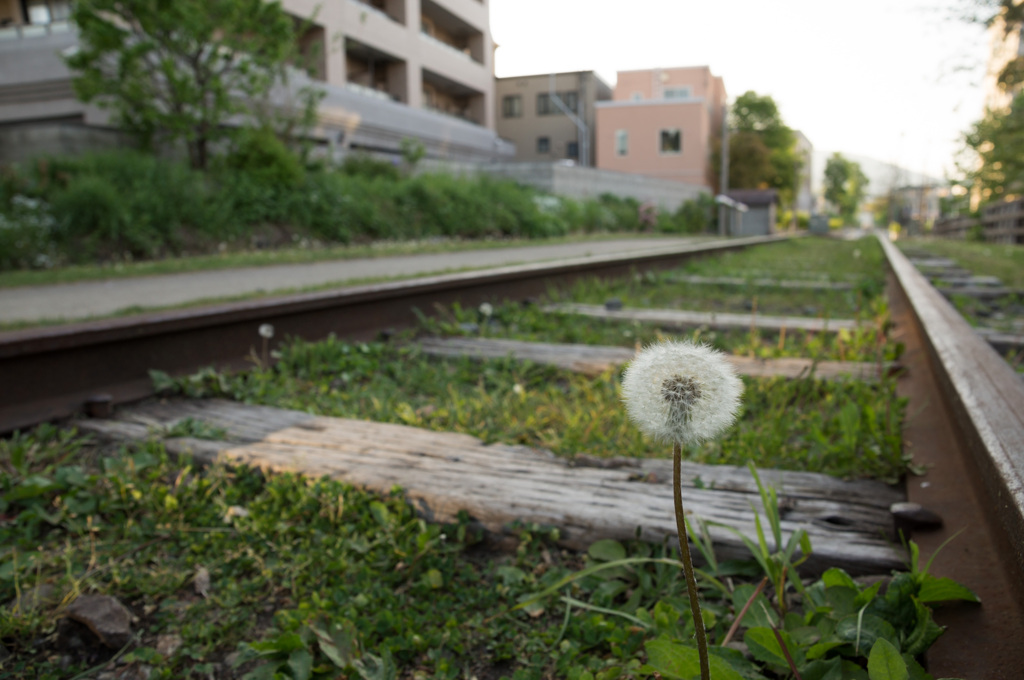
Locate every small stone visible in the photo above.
<box><xmin>156</xmin><ymin>633</ymin><xmax>182</xmax><ymax>658</ymax></box>
<box><xmin>604</xmin><ymin>298</ymin><xmax>623</xmax><ymax>311</ymax></box>
<box><xmin>65</xmin><ymin>594</ymin><xmax>133</xmax><ymax>649</ymax></box>
<box><xmin>891</xmin><ymin>501</ymin><xmax>943</xmax><ymax>530</ymax></box>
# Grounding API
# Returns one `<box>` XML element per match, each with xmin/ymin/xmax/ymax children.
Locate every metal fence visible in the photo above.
<box><xmin>932</xmin><ymin>198</ymin><xmax>1024</xmax><ymax>243</ymax></box>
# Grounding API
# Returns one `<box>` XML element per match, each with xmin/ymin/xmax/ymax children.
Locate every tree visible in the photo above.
<box><xmin>66</xmin><ymin>0</ymin><xmax>299</xmax><ymax>169</ymax></box>
<box><xmin>718</xmin><ymin>91</ymin><xmax>801</xmax><ymax>204</ymax></box>
<box><xmin>962</xmin><ymin>94</ymin><xmax>1024</xmax><ymax>201</ymax></box>
<box><xmin>823</xmin><ymin>153</ymin><xmax>869</xmax><ymax>223</ymax></box>
<box><xmin>956</xmin><ymin>1</ymin><xmax>1024</xmax><ymax>201</ymax></box>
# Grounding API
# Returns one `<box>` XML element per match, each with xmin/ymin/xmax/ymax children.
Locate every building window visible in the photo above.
<box><xmin>615</xmin><ymin>130</ymin><xmax>628</xmax><ymax>156</ymax></box>
<box><xmin>566</xmin><ymin>141</ymin><xmax>578</xmax><ymax>159</ymax></box>
<box><xmin>631</xmin><ymin>92</ymin><xmax>643</xmax><ymax>101</ymax></box>
<box><xmin>537</xmin><ymin>136</ymin><xmax>550</xmax><ymax>153</ymax></box>
<box><xmin>502</xmin><ymin>95</ymin><xmax>522</xmax><ymax>118</ymax></box>
<box><xmin>659</xmin><ymin>129</ymin><xmax>681</xmax><ymax>154</ymax></box>
<box><xmin>537</xmin><ymin>91</ymin><xmax>578</xmax><ymax>115</ymax></box>
<box><xmin>664</xmin><ymin>86</ymin><xmax>692</xmax><ymax>99</ymax></box>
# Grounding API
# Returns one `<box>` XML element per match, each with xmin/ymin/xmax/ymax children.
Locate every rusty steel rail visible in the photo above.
<box><xmin>0</xmin><ymin>235</ymin><xmax>784</xmax><ymax>434</ymax></box>
<box><xmin>881</xmin><ymin>236</ymin><xmax>1024</xmax><ymax>677</ymax></box>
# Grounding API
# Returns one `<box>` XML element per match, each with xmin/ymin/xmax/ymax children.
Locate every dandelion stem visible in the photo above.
<box><xmin>674</xmin><ymin>441</ymin><xmax>710</xmax><ymax>680</ymax></box>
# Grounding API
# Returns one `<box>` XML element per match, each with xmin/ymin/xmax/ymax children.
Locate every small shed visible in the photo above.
<box><xmin>726</xmin><ymin>189</ymin><xmax>779</xmax><ymax>236</ymax></box>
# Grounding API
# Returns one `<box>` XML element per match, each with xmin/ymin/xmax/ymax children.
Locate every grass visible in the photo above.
<box><xmin>899</xmin><ymin>238</ymin><xmax>1024</xmax><ymax>289</ymax></box>
<box><xmin>418</xmin><ymin>234</ymin><xmax>899</xmax><ymax>365</ymax></box>
<box><xmin>0</xmin><ymin>234</ymin><xmax>966</xmax><ymax>680</ymax></box>
<box><xmin>0</xmin><ymin>426</ymin><xmax>969</xmax><ymax>680</ymax></box>
<box><xmin>0</xmin><ymin>233</ymin><xmax>694</xmax><ymax>290</ymax></box>
<box><xmin>162</xmin><ymin>335</ymin><xmax>908</xmax><ymax>483</ymax></box>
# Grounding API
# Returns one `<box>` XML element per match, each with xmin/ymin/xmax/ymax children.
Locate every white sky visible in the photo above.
<box><xmin>490</xmin><ymin>0</ymin><xmax>991</xmax><ymax>183</ymax></box>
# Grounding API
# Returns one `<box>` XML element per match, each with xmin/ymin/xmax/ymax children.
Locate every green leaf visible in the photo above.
<box><xmin>867</xmin><ymin>639</ymin><xmax>909</xmax><ymax>680</ymax></box>
<box><xmin>744</xmin><ymin>627</ymin><xmax>803</xmax><ymax>669</ymax></box>
<box><xmin>917</xmin><ymin>576</ymin><xmax>980</xmax><ymax>604</ymax></box>
<box><xmin>835</xmin><ymin>614</ymin><xmax>899</xmax><ymax>657</ymax></box>
<box><xmin>644</xmin><ymin>638</ymin><xmax>746</xmax><ymax>680</ymax></box>
<box><xmin>902</xmin><ymin>597</ymin><xmax>944</xmax><ymax>657</ymax></box>
<box><xmin>731</xmin><ymin>583</ymin><xmax>778</xmax><ymax>630</ymax></box>
<box><xmin>287</xmin><ymin>648</ymin><xmax>313</xmax><ymax>680</ymax></box>
<box><xmin>369</xmin><ymin>501</ymin><xmax>392</xmax><ymax>528</ymax></box>
<box><xmin>806</xmin><ymin>640</ymin><xmax>846</xmax><ymax>660</ymax></box>
<box><xmin>800</xmin><ymin>658</ymin><xmax>843</xmax><ymax>680</ymax></box>
<box><xmin>588</xmin><ymin>539</ymin><xmax>627</xmax><ymax>562</ymax></box>
<box><xmin>310</xmin><ymin>621</ymin><xmax>356</xmax><ymax>669</ymax></box>
<box><xmin>353</xmin><ymin>650</ymin><xmax>396</xmax><ymax>680</ymax></box>
<box><xmin>424</xmin><ymin>568</ymin><xmax>443</xmax><ymax>589</ymax></box>
<box><xmin>822</xmin><ymin>568</ymin><xmax>857</xmax><ymax>590</ymax></box>
<box><xmin>901</xmin><ymin>654</ymin><xmax>935</xmax><ymax>680</ymax></box>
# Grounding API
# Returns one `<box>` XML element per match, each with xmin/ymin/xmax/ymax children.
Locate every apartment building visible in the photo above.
<box><xmin>0</xmin><ymin>0</ymin><xmax>511</xmax><ymax>162</ymax></box>
<box><xmin>494</xmin><ymin>71</ymin><xmax>612</xmax><ymax>166</ymax></box>
<box><xmin>595</xmin><ymin>66</ymin><xmax>726</xmax><ymax>189</ymax></box>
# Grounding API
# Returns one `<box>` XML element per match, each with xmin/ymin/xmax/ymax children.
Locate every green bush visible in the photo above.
<box><xmin>339</xmin><ymin>153</ymin><xmax>402</xmax><ymax>182</ymax></box>
<box><xmin>223</xmin><ymin>126</ymin><xmax>305</xmax><ymax>188</ymax></box>
<box><xmin>1</xmin><ymin>146</ymin><xmax>727</xmax><ymax>271</ymax></box>
<box><xmin>51</xmin><ymin>175</ymin><xmax>135</xmax><ymax>260</ymax></box>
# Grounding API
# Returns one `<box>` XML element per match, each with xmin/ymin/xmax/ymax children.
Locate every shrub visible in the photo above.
<box><xmin>339</xmin><ymin>153</ymin><xmax>402</xmax><ymax>182</ymax></box>
<box><xmin>223</xmin><ymin>126</ymin><xmax>305</xmax><ymax>188</ymax></box>
<box><xmin>51</xmin><ymin>175</ymin><xmax>135</xmax><ymax>260</ymax></box>
<box><xmin>0</xmin><ymin>195</ymin><xmax>59</xmax><ymax>270</ymax></box>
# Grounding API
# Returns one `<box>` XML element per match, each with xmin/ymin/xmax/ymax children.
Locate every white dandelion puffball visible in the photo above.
<box><xmin>258</xmin><ymin>323</ymin><xmax>275</xmax><ymax>339</ymax></box>
<box><xmin>621</xmin><ymin>340</ymin><xmax>743</xmax><ymax>445</ymax></box>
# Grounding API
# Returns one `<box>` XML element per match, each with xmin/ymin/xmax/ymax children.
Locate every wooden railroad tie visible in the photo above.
<box><xmin>417</xmin><ymin>336</ymin><xmax>895</xmax><ymax>382</ymax></box>
<box><xmin>544</xmin><ymin>303</ymin><xmax>865</xmax><ymax>334</ymax></box>
<box><xmin>76</xmin><ymin>398</ymin><xmax>905</xmax><ymax>576</ymax></box>
<box><xmin>665</xmin><ymin>274</ymin><xmax>856</xmax><ymax>291</ymax></box>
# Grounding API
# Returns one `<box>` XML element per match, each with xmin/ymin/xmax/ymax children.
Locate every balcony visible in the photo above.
<box><xmin>348</xmin><ymin>0</ymin><xmax>405</xmax><ymax>25</ymax></box>
<box><xmin>420</xmin><ymin>0</ymin><xmax>484</xmax><ymax>65</ymax></box>
<box><xmin>345</xmin><ymin>38</ymin><xmax>407</xmax><ymax>104</ymax></box>
<box><xmin>421</xmin><ymin>67</ymin><xmax>483</xmax><ymax>125</ymax></box>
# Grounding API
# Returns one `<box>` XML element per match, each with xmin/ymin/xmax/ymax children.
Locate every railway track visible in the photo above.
<box><xmin>2</xmin><ymin>232</ymin><xmax>1024</xmax><ymax>676</ymax></box>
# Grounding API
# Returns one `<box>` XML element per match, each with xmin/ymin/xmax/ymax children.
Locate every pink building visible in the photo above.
<box><xmin>595</xmin><ymin>66</ymin><xmax>726</xmax><ymax>190</ymax></box>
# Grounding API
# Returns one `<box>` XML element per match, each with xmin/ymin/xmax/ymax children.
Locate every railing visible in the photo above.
<box><xmin>0</xmin><ymin>20</ymin><xmax>71</xmax><ymax>40</ymax></box>
<box><xmin>932</xmin><ymin>198</ymin><xmax>1024</xmax><ymax>244</ymax></box>
<box><xmin>345</xmin><ymin>82</ymin><xmax>396</xmax><ymax>102</ymax></box>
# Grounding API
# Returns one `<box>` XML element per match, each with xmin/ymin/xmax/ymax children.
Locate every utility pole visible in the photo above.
<box><xmin>718</xmin><ymin>104</ymin><xmax>730</xmax><ymax>236</ymax></box>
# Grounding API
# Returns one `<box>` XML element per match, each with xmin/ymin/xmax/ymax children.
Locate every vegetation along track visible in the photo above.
<box><xmin>2</xmin><ymin>232</ymin><xmax>1024</xmax><ymax>675</ymax></box>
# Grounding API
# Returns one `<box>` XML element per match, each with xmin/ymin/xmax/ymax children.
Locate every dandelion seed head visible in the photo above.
<box><xmin>258</xmin><ymin>323</ymin><xmax>275</xmax><ymax>339</ymax></box>
<box><xmin>621</xmin><ymin>340</ymin><xmax>743</xmax><ymax>445</ymax></box>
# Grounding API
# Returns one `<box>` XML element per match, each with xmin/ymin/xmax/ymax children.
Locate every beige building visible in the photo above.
<box><xmin>495</xmin><ymin>71</ymin><xmax>612</xmax><ymax>166</ymax></box>
<box><xmin>595</xmin><ymin>66</ymin><xmax>726</xmax><ymax>189</ymax></box>
<box><xmin>0</xmin><ymin>0</ymin><xmax>510</xmax><ymax>162</ymax></box>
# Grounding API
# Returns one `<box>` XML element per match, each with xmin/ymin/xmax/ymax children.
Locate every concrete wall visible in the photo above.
<box><xmin>0</xmin><ymin>121</ymin><xmax>134</xmax><ymax>165</ymax></box>
<box><xmin>477</xmin><ymin>162</ymin><xmax>708</xmax><ymax>211</ymax></box>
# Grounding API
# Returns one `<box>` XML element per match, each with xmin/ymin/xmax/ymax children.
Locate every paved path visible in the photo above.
<box><xmin>0</xmin><ymin>238</ymin><xmax>697</xmax><ymax>324</ymax></box>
